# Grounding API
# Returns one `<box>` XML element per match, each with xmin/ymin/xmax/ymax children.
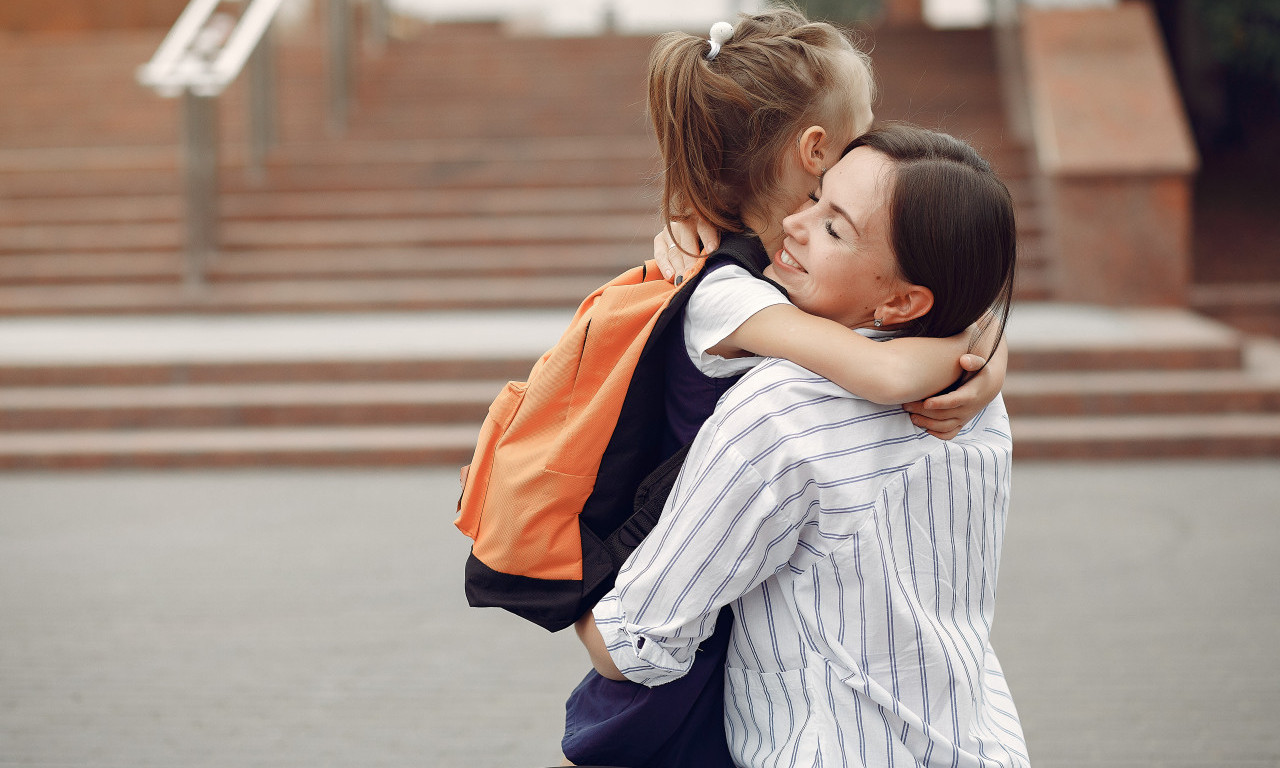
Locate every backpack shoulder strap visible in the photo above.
<box><xmin>701</xmin><ymin>232</ymin><xmax>788</xmax><ymax>296</ymax></box>
<box><xmin>594</xmin><ymin>233</ymin><xmax>787</xmax><ymax>572</ymax></box>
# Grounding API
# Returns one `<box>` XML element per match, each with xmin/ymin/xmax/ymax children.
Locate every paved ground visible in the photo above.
<box><xmin>1</xmin><ymin>460</ymin><xmax>1278</xmax><ymax>767</ymax></box>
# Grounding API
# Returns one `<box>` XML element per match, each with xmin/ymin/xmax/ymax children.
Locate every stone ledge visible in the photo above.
<box><xmin>1021</xmin><ymin>2</ymin><xmax>1197</xmax><ymax>177</ymax></box>
<box><xmin>1018</xmin><ymin>2</ymin><xmax>1200</xmax><ymax>307</ymax></box>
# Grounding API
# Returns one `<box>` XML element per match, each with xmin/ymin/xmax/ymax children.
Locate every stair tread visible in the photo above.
<box><xmin>0</xmin><ymin>186</ymin><xmax>655</xmax><ymax>224</ymax></box>
<box><xmin>1012</xmin><ymin>412</ymin><xmax>1280</xmax><ymax>439</ymax></box>
<box><xmin>0</xmin><ymin>379</ymin><xmax>508</xmax><ymax>409</ymax></box>
<box><xmin>0</xmin><ymin>423</ymin><xmax>481</xmax><ymax>455</ymax></box>
<box><xmin>0</xmin><ymin>275</ymin><xmax>616</xmax><ymax>313</ymax></box>
<box><xmin>0</xmin><ymin>245</ymin><xmax>648</xmax><ymax>282</ymax></box>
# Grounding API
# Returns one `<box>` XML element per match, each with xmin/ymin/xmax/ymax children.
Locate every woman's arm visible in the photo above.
<box><xmin>722</xmin><ymin>303</ymin><xmax>970</xmax><ymax>405</ymax></box>
<box><xmin>593</xmin><ymin>438</ymin><xmax>798</xmax><ymax>687</ymax></box>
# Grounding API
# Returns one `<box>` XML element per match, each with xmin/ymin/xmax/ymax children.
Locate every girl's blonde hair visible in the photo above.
<box><xmin>647</xmin><ymin>8</ymin><xmax>875</xmax><ymax>235</ymax></box>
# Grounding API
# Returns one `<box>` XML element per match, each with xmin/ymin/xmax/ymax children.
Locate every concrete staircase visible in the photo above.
<box><xmin>2</xmin><ymin>305</ymin><xmax>1279</xmax><ymax>468</ymax></box>
<box><xmin>0</xmin><ymin>24</ymin><xmax>665</xmax><ymax>315</ymax></box>
<box><xmin>0</xmin><ymin>22</ymin><xmax>1047</xmax><ymax>315</ymax></box>
<box><xmin>1</xmin><ymin>19</ymin><xmax>1277</xmax><ymax>468</ymax></box>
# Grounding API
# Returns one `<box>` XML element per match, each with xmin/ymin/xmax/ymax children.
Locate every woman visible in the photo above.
<box><xmin>579</xmin><ymin>124</ymin><xmax>1029</xmax><ymax>768</ymax></box>
<box><xmin>556</xmin><ymin>12</ymin><xmax>1006</xmax><ymax>767</ymax></box>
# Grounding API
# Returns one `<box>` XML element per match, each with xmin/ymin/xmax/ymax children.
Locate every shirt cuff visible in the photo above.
<box><xmin>593</xmin><ymin>593</ymin><xmax>694</xmax><ymax>687</ymax></box>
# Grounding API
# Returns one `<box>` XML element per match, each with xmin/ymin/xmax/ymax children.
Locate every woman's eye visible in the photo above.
<box><xmin>807</xmin><ymin>192</ymin><xmax>820</xmax><ymax>203</ymax></box>
<box><xmin>824</xmin><ymin>220</ymin><xmax>839</xmax><ymax>239</ymax></box>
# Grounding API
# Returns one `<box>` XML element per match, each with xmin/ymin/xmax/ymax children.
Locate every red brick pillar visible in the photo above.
<box><xmin>1020</xmin><ymin>2</ymin><xmax>1199</xmax><ymax>306</ymax></box>
<box><xmin>884</xmin><ymin>0</ymin><xmax>925</xmax><ymax>26</ymax></box>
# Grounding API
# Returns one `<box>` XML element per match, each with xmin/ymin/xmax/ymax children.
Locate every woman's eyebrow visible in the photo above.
<box><xmin>828</xmin><ymin>200</ymin><xmax>860</xmax><ymax>235</ymax></box>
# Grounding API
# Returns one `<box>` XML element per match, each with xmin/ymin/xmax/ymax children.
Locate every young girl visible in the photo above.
<box><xmin>561</xmin><ymin>10</ymin><xmax>1008</xmax><ymax>768</ymax></box>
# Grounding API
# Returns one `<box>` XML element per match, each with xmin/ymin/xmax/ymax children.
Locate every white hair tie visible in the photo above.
<box><xmin>706</xmin><ymin>21</ymin><xmax>734</xmax><ymax>61</ymax></box>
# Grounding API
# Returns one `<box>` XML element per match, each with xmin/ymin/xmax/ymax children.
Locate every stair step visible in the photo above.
<box><xmin>7</xmin><ymin>411</ymin><xmax>1279</xmax><ymax>469</ymax></box>
<box><xmin>0</xmin><ymin>380</ymin><xmax>505</xmax><ymax>430</ymax></box>
<box><xmin>0</xmin><ymin>186</ymin><xmax>656</xmax><ymax>225</ymax></box>
<box><xmin>0</xmin><ymin>424</ymin><xmax>482</xmax><ymax>470</ymax></box>
<box><xmin>1011</xmin><ymin>412</ymin><xmax>1280</xmax><ymax>459</ymax></box>
<box><xmin>1191</xmin><ymin>281</ymin><xmax>1280</xmax><ymax>338</ymax></box>
<box><xmin>0</xmin><ymin>358</ymin><xmax>534</xmax><ymax>387</ymax></box>
<box><xmin>1005</xmin><ymin>339</ymin><xmax>1280</xmax><ymax>415</ymax></box>
<box><xmin>0</xmin><ymin>311</ymin><xmax>566</xmax><ymax>385</ymax></box>
<box><xmin>0</xmin><ymin>244</ymin><xmax>648</xmax><ymax>284</ymax></box>
<box><xmin>0</xmin><ymin>274</ymin><xmax>617</xmax><ymax>314</ymax></box>
<box><xmin>1005</xmin><ymin>305</ymin><xmax>1245</xmax><ymax>371</ymax></box>
<box><xmin>221</xmin><ymin>213</ymin><xmax>660</xmax><ymax>249</ymax></box>
<box><xmin>1</xmin><ymin>211</ymin><xmax>659</xmax><ymax>254</ymax></box>
<box><xmin>0</xmin><ymin>156</ymin><xmax>661</xmax><ymax>199</ymax></box>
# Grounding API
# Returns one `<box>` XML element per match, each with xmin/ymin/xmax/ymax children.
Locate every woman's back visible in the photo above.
<box><xmin>609</xmin><ymin>358</ymin><xmax>1025</xmax><ymax>767</ymax></box>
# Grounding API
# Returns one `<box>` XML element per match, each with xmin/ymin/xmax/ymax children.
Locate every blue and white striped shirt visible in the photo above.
<box><xmin>595</xmin><ymin>358</ymin><xmax>1029</xmax><ymax>768</ymax></box>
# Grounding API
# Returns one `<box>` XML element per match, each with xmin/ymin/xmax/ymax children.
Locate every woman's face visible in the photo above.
<box><xmin>764</xmin><ymin>147</ymin><xmax>908</xmax><ymax>329</ymax></box>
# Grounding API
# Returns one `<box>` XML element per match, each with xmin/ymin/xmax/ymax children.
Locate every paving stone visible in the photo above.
<box><xmin>0</xmin><ymin>462</ymin><xmax>1277</xmax><ymax>766</ymax></box>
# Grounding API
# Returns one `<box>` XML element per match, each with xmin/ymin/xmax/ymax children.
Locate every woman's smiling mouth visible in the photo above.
<box><xmin>777</xmin><ymin>249</ymin><xmax>805</xmax><ymax>272</ymax></box>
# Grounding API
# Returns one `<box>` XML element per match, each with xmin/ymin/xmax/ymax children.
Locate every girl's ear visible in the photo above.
<box><xmin>796</xmin><ymin>126</ymin><xmax>829</xmax><ymax>176</ymax></box>
<box><xmin>877</xmin><ymin>283</ymin><xmax>934</xmax><ymax>327</ymax></box>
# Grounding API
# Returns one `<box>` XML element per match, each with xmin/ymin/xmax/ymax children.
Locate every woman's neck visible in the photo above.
<box><xmin>742</xmin><ymin>207</ymin><xmax>787</xmax><ymax>258</ymax></box>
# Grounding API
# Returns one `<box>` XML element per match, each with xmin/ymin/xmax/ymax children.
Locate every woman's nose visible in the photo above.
<box><xmin>782</xmin><ymin>210</ymin><xmax>807</xmax><ymax>244</ymax></box>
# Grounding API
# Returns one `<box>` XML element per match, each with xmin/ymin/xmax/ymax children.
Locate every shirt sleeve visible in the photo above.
<box><xmin>683</xmin><ymin>265</ymin><xmax>790</xmax><ymax>378</ymax></box>
<box><xmin>593</xmin><ymin>401</ymin><xmax>805</xmax><ymax>686</ymax></box>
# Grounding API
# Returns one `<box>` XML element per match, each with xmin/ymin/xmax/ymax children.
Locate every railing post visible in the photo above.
<box><xmin>327</xmin><ymin>0</ymin><xmax>352</xmax><ymax>136</ymax></box>
<box><xmin>181</xmin><ymin>88</ymin><xmax>219</xmax><ymax>290</ymax></box>
<box><xmin>366</xmin><ymin>0</ymin><xmax>389</xmax><ymax>53</ymax></box>
<box><xmin>247</xmin><ymin>24</ymin><xmax>276</xmax><ymax>183</ymax></box>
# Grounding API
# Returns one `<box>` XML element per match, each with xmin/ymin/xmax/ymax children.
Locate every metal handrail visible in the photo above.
<box><xmin>137</xmin><ymin>0</ymin><xmax>388</xmax><ymax>290</ymax></box>
<box><xmin>138</xmin><ymin>0</ymin><xmax>286</xmax><ymax>97</ymax></box>
<box><xmin>137</xmin><ymin>0</ymin><xmax>288</xmax><ymax>290</ymax></box>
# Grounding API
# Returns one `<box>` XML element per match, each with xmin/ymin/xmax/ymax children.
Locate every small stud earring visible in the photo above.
<box><xmin>873</xmin><ymin>318</ymin><xmax>883</xmax><ymax>328</ymax></box>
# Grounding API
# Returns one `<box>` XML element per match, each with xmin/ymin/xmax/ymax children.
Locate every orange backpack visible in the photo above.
<box><xmin>455</xmin><ymin>234</ymin><xmax>772</xmax><ymax>631</ymax></box>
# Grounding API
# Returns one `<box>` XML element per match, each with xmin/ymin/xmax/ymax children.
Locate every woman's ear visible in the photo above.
<box><xmin>796</xmin><ymin>126</ymin><xmax>829</xmax><ymax>176</ymax></box>
<box><xmin>877</xmin><ymin>284</ymin><xmax>934</xmax><ymax>327</ymax></box>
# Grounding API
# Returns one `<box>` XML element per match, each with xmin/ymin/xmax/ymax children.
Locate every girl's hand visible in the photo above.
<box><xmin>903</xmin><ymin>339</ymin><xmax>1009</xmax><ymax>440</ymax></box>
<box><xmin>653</xmin><ymin>217</ymin><xmax>719</xmax><ymax>283</ymax></box>
<box><xmin>574</xmin><ymin>611</ymin><xmax>627</xmax><ymax>681</ymax></box>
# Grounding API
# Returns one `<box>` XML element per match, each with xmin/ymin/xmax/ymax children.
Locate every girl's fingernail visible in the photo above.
<box><xmin>674</xmin><ymin>275</ymin><xmax>684</xmax><ymax>286</ymax></box>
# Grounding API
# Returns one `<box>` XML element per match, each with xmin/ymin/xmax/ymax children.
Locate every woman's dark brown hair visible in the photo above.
<box><xmin>648</xmin><ymin>9</ymin><xmax>874</xmax><ymax>237</ymax></box>
<box><xmin>846</xmin><ymin>124</ymin><xmax>1017</xmax><ymax>372</ymax></box>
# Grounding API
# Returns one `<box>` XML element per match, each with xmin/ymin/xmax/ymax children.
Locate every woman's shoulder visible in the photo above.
<box><xmin>720</xmin><ymin>359</ymin><xmax>875</xmax><ymax>417</ymax></box>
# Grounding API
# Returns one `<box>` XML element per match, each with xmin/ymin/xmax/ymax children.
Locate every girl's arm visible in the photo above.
<box><xmin>657</xmin><ymin>220</ymin><xmax>1007</xmax><ymax>427</ymax></box>
<box><xmin>720</xmin><ymin>303</ymin><xmax>970</xmax><ymax>405</ymax></box>
<box><xmin>905</xmin><ymin>335</ymin><xmax>1008</xmax><ymax>439</ymax></box>
<box><xmin>653</xmin><ymin>220</ymin><xmax>719</xmax><ymax>282</ymax></box>
<box><xmin>574</xmin><ymin>612</ymin><xmax>626</xmax><ymax>681</ymax></box>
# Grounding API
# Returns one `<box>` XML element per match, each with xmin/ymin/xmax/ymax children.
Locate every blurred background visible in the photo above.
<box><xmin>1</xmin><ymin>0</ymin><xmax>1278</xmax><ymax>766</ymax></box>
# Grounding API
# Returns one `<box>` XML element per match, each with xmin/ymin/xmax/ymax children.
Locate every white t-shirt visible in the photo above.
<box><xmin>683</xmin><ymin>264</ymin><xmax>789</xmax><ymax>378</ymax></box>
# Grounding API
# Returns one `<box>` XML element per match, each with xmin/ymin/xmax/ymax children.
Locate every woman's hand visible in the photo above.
<box><xmin>653</xmin><ymin>217</ymin><xmax>719</xmax><ymax>283</ymax></box>
<box><xmin>902</xmin><ymin>337</ymin><xmax>1009</xmax><ymax>440</ymax></box>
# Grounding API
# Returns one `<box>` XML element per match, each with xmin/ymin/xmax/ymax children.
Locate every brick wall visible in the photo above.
<box><xmin>1</xmin><ymin>0</ymin><xmax>189</xmax><ymax>32</ymax></box>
